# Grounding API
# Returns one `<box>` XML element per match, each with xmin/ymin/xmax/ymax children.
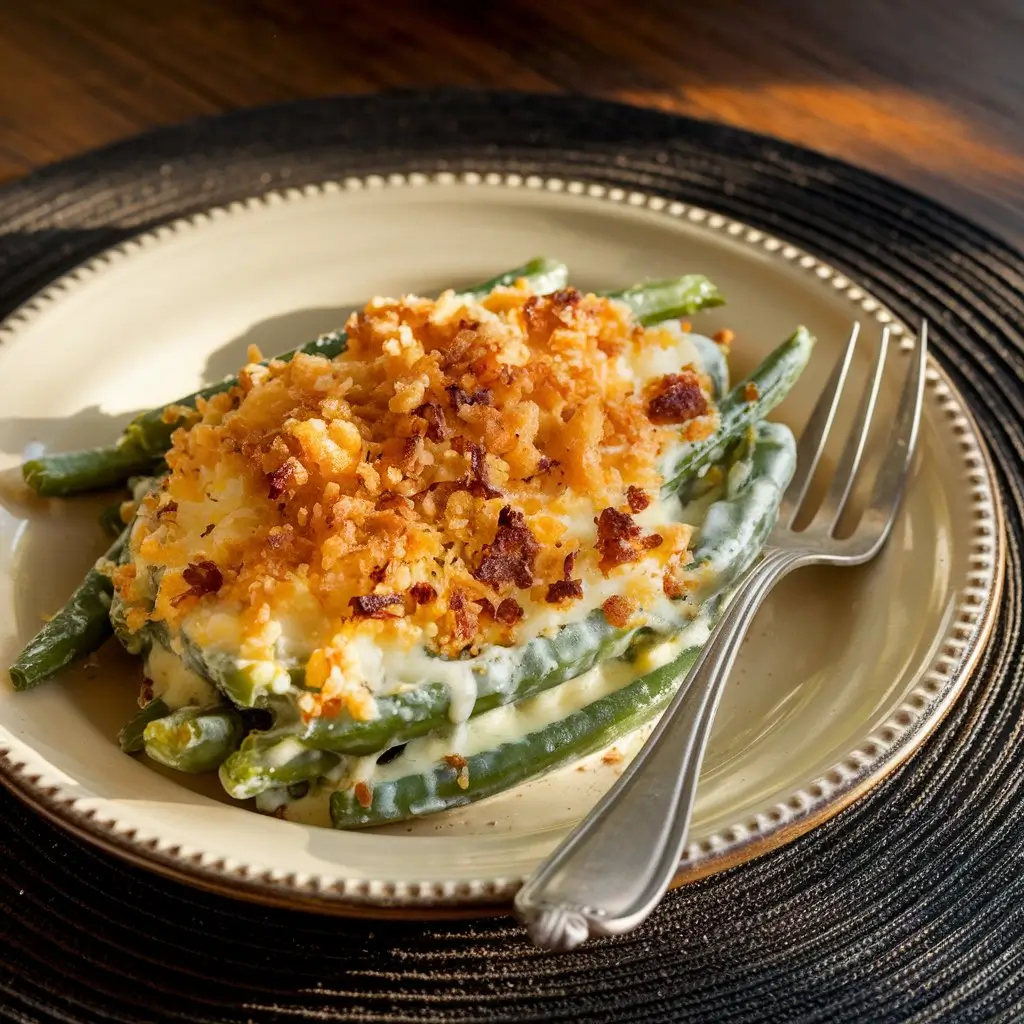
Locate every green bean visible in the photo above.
<box><xmin>465</xmin><ymin>256</ymin><xmax>569</xmax><ymax>297</ymax></box>
<box><xmin>329</xmin><ymin>613</ymin><xmax>718</xmax><ymax>828</ymax></box>
<box><xmin>118</xmin><ymin>698</ymin><xmax>170</xmax><ymax>753</ymax></box>
<box><xmin>678</xmin><ymin>421</ymin><xmax>796</xmax><ymax>613</ymax></box>
<box><xmin>219</xmin><ymin>603</ymin><xmax>653</xmax><ymax>749</ymax></box>
<box><xmin>606</xmin><ymin>275</ymin><xmax>723</xmax><ymax>325</ymax></box>
<box><xmin>143</xmin><ymin>705</ymin><xmax>244</xmax><ymax>773</ymax></box>
<box><xmin>662</xmin><ymin>326</ymin><xmax>814</xmax><ymax>493</ymax></box>
<box><xmin>23</xmin><ymin>258</ymin><xmax>570</xmax><ymax>497</ymax></box>
<box><xmin>9</xmin><ymin>531</ymin><xmax>126</xmax><ymax>690</ymax></box>
<box><xmin>688</xmin><ymin>333</ymin><xmax>729</xmax><ymax>399</ymax></box>
<box><xmin>213</xmin><ymin>613</ymin><xmax>656</xmax><ymax>797</ymax></box>
<box><xmin>23</xmin><ymin>445</ymin><xmax>157</xmax><ymax>499</ymax></box>
<box><xmin>219</xmin><ymin>734</ymin><xmax>341</xmax><ymax>800</ymax></box>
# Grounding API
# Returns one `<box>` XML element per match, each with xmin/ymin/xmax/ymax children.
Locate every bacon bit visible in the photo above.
<box><xmin>172</xmin><ymin>560</ymin><xmax>223</xmax><ymax>606</ymax></box>
<box><xmin>154</xmin><ymin>501</ymin><xmax>178</xmax><ymax>519</ymax></box>
<box><xmin>550</xmin><ymin>288</ymin><xmax>582</xmax><ymax>322</ymax></box>
<box><xmin>473</xmin><ymin>505</ymin><xmax>538</xmax><ymax>589</ymax></box>
<box><xmin>646</xmin><ymin>371</ymin><xmax>708</xmax><ymax>425</ymax></box>
<box><xmin>545</xmin><ymin>549</ymin><xmax>583</xmax><ymax>604</ymax></box>
<box><xmin>200</xmin><ymin>523</ymin><xmax>215</xmax><ymax>538</ymax></box>
<box><xmin>546</xmin><ymin>579</ymin><xmax>584</xmax><ymax>603</ymax></box>
<box><xmin>451</xmin><ymin>436</ymin><xmax>502</xmax><ymax>499</ymax></box>
<box><xmin>679</xmin><ymin>320</ymin><xmax>692</xmax><ymax>333</ymax></box>
<box><xmin>626</xmin><ymin>485</ymin><xmax>650</xmax><ymax>513</ymax></box>
<box><xmin>370</xmin><ymin>563</ymin><xmax>388</xmax><ymax>584</ymax></box>
<box><xmin>448</xmin><ymin>590</ymin><xmax>480</xmax><ymax>645</ymax></box>
<box><xmin>563</xmin><ymin>551</ymin><xmax>577</xmax><ymax>578</ymax></box>
<box><xmin>267</xmin><ymin>457</ymin><xmax>306</xmax><ymax>500</ymax></box>
<box><xmin>414</xmin><ymin>401</ymin><xmax>451</xmax><ymax>442</ymax></box>
<box><xmin>744</xmin><ymin>381</ymin><xmax>760</xmax><ymax>402</ymax></box>
<box><xmin>139</xmin><ymin>679</ymin><xmax>154</xmax><ymax>707</ymax></box>
<box><xmin>349</xmin><ymin>593</ymin><xmax>404</xmax><ymax>618</ymax></box>
<box><xmin>602</xmin><ymin>595</ymin><xmax>636</xmax><ymax>628</ymax></box>
<box><xmin>714</xmin><ymin>328</ymin><xmax>735</xmax><ymax>347</ymax></box>
<box><xmin>444</xmin><ymin>753</ymin><xmax>468</xmax><ymax>770</ymax></box>
<box><xmin>409</xmin><ymin>582</ymin><xmax>437</xmax><ymax>605</ymax></box>
<box><xmin>495</xmin><ymin>597</ymin><xmax>524</xmax><ymax>625</ymax></box>
<box><xmin>446</xmin><ymin>384</ymin><xmax>492</xmax><ymax>409</ymax></box>
<box><xmin>354</xmin><ymin>781</ymin><xmax>372</xmax><ymax>809</ymax></box>
<box><xmin>594</xmin><ymin>508</ymin><xmax>662</xmax><ymax>574</ymax></box>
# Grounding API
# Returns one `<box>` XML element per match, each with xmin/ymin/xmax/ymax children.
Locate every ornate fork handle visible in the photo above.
<box><xmin>514</xmin><ymin>546</ymin><xmax>805</xmax><ymax>951</ymax></box>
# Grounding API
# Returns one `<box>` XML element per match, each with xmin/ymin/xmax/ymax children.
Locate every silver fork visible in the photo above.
<box><xmin>514</xmin><ymin>320</ymin><xmax>928</xmax><ymax>952</ymax></box>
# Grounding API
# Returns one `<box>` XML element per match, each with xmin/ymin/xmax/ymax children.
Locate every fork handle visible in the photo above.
<box><xmin>514</xmin><ymin>546</ymin><xmax>801</xmax><ymax>951</ymax></box>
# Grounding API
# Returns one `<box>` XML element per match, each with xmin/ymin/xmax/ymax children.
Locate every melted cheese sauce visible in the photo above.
<box><xmin>145</xmin><ymin>642</ymin><xmax>218</xmax><ymax>708</ymax></box>
<box><xmin>258</xmin><ymin>611</ymin><xmax>715</xmax><ymax>826</ymax></box>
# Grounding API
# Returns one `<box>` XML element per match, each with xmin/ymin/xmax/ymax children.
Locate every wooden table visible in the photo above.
<box><xmin>1</xmin><ymin>0</ymin><xmax>1022</xmax><ymax>245</ymax></box>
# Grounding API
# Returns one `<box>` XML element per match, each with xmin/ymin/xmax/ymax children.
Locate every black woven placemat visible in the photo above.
<box><xmin>1</xmin><ymin>91</ymin><xmax>1022</xmax><ymax>1024</ymax></box>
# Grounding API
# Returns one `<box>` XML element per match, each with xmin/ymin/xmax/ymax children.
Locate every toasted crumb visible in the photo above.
<box><xmin>443</xmin><ymin>753</ymin><xmax>468</xmax><ymax>770</ymax></box>
<box><xmin>602</xmin><ymin>594</ymin><xmax>637</xmax><ymax>628</ymax></box>
<box><xmin>114</xmin><ymin>280</ymin><xmax>718</xmax><ymax>686</ymax></box>
<box><xmin>713</xmin><ymin>328</ymin><xmax>734</xmax><ymax>347</ymax></box>
<box><xmin>602</xmin><ymin>747</ymin><xmax>624</xmax><ymax>765</ymax></box>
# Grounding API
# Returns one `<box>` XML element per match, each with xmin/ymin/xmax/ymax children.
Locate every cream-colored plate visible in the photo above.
<box><xmin>0</xmin><ymin>175</ymin><xmax>1003</xmax><ymax>913</ymax></box>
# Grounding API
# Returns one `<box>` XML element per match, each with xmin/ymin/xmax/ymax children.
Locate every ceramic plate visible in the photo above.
<box><xmin>0</xmin><ymin>174</ymin><xmax>1004</xmax><ymax>913</ymax></box>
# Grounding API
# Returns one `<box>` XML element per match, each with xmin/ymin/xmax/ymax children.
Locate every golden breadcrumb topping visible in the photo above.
<box><xmin>113</xmin><ymin>281</ymin><xmax>717</xmax><ymax>717</ymax></box>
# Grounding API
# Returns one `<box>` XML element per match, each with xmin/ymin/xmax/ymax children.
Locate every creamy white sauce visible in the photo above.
<box><xmin>145</xmin><ymin>643</ymin><xmax>218</xmax><ymax>709</ymax></box>
<box><xmin>260</xmin><ymin>610</ymin><xmax>715</xmax><ymax>826</ymax></box>
<box><xmin>370</xmin><ymin>613</ymin><xmax>711</xmax><ymax>786</ymax></box>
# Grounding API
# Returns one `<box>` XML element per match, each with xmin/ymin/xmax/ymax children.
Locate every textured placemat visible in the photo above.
<box><xmin>1</xmin><ymin>91</ymin><xmax>1022</xmax><ymax>1024</ymax></box>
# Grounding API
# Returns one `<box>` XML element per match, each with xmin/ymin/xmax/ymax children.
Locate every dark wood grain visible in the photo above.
<box><xmin>0</xmin><ymin>0</ymin><xmax>1022</xmax><ymax>242</ymax></box>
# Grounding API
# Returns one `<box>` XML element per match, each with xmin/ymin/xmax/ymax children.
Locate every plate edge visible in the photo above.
<box><xmin>0</xmin><ymin>170</ymin><xmax>1005</xmax><ymax>912</ymax></box>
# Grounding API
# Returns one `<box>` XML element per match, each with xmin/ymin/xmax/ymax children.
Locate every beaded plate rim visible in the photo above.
<box><xmin>0</xmin><ymin>169</ymin><xmax>1005</xmax><ymax>913</ymax></box>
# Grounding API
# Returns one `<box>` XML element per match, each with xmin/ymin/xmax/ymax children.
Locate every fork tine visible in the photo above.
<box><xmin>859</xmin><ymin>321</ymin><xmax>928</xmax><ymax>554</ymax></box>
<box><xmin>818</xmin><ymin>325</ymin><xmax>890</xmax><ymax>532</ymax></box>
<box><xmin>779</xmin><ymin>321</ymin><xmax>860</xmax><ymax>527</ymax></box>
